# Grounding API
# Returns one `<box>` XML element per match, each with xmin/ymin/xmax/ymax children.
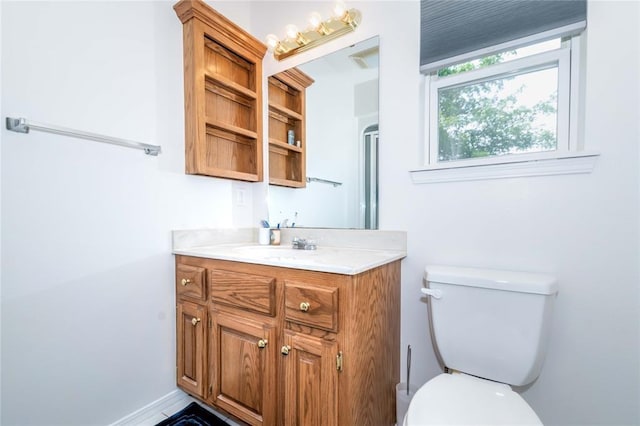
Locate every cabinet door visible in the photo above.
<box><xmin>282</xmin><ymin>331</ymin><xmax>339</xmax><ymax>426</ymax></box>
<box><xmin>210</xmin><ymin>311</ymin><xmax>277</xmax><ymax>426</ymax></box>
<box><xmin>177</xmin><ymin>301</ymin><xmax>207</xmax><ymax>398</ymax></box>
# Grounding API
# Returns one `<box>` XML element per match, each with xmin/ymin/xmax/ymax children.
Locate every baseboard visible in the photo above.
<box><xmin>108</xmin><ymin>389</ymin><xmax>191</xmax><ymax>426</ymax></box>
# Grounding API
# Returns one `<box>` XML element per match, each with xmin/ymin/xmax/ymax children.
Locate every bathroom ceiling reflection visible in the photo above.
<box><xmin>268</xmin><ymin>36</ymin><xmax>379</xmax><ymax>230</ymax></box>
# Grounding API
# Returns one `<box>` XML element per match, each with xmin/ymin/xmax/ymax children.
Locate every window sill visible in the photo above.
<box><xmin>409</xmin><ymin>152</ymin><xmax>600</xmax><ymax>184</ymax></box>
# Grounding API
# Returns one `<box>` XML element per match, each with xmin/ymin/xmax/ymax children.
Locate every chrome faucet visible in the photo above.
<box><xmin>291</xmin><ymin>237</ymin><xmax>317</xmax><ymax>250</ymax></box>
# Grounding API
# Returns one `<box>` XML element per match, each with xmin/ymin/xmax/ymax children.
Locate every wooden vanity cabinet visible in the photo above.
<box><xmin>174</xmin><ymin>0</ymin><xmax>267</xmax><ymax>181</ymax></box>
<box><xmin>175</xmin><ymin>255</ymin><xmax>401</xmax><ymax>426</ymax></box>
<box><xmin>268</xmin><ymin>69</ymin><xmax>314</xmax><ymax>188</ymax></box>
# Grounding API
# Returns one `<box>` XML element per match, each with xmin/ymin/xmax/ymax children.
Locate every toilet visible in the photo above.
<box><xmin>404</xmin><ymin>265</ymin><xmax>558</xmax><ymax>425</ymax></box>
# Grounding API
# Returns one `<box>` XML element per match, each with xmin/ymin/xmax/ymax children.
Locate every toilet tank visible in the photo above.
<box><xmin>424</xmin><ymin>265</ymin><xmax>558</xmax><ymax>387</ymax></box>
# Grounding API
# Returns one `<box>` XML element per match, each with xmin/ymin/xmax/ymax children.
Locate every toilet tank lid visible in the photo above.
<box><xmin>425</xmin><ymin>265</ymin><xmax>558</xmax><ymax>295</ymax></box>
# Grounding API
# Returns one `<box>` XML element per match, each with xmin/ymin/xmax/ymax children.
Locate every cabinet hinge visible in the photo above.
<box><xmin>336</xmin><ymin>351</ymin><xmax>343</xmax><ymax>372</ymax></box>
<box><xmin>208</xmin><ymin>317</ymin><xmax>212</xmax><ymax>328</ymax></box>
<box><xmin>209</xmin><ymin>385</ymin><xmax>213</xmax><ymax>394</ymax></box>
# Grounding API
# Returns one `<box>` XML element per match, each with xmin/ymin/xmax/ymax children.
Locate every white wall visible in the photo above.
<box><xmin>0</xmin><ymin>1</ymin><xmax>252</xmax><ymax>425</ymax></box>
<box><xmin>0</xmin><ymin>1</ymin><xmax>3</xmax><ymax>421</ymax></box>
<box><xmin>253</xmin><ymin>1</ymin><xmax>640</xmax><ymax>425</ymax></box>
<box><xmin>1</xmin><ymin>1</ymin><xmax>638</xmax><ymax>425</ymax></box>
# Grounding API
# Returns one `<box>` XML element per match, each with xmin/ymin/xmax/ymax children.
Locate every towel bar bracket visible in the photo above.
<box><xmin>6</xmin><ymin>117</ymin><xmax>28</xmax><ymax>134</ymax></box>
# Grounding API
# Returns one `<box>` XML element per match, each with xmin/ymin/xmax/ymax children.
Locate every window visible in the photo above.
<box><xmin>429</xmin><ymin>38</ymin><xmax>570</xmax><ymax>166</ymax></box>
<box><xmin>412</xmin><ymin>0</ymin><xmax>598</xmax><ymax>183</ymax></box>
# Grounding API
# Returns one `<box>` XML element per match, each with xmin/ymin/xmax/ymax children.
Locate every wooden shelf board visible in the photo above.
<box><xmin>205</xmin><ymin>71</ymin><xmax>257</xmax><ymax>100</ymax></box>
<box><xmin>205</xmin><ymin>118</ymin><xmax>258</xmax><ymax>140</ymax></box>
<box><xmin>197</xmin><ymin>167</ymin><xmax>260</xmax><ymax>182</ymax></box>
<box><xmin>269</xmin><ymin>102</ymin><xmax>303</xmax><ymax>121</ymax></box>
<box><xmin>269</xmin><ymin>177</ymin><xmax>306</xmax><ymax>188</ymax></box>
<box><xmin>269</xmin><ymin>139</ymin><xmax>302</xmax><ymax>153</ymax></box>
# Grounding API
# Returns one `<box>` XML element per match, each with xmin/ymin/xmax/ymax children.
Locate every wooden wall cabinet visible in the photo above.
<box><xmin>268</xmin><ymin>69</ymin><xmax>314</xmax><ymax>188</ymax></box>
<box><xmin>174</xmin><ymin>0</ymin><xmax>267</xmax><ymax>181</ymax></box>
<box><xmin>175</xmin><ymin>255</ymin><xmax>401</xmax><ymax>426</ymax></box>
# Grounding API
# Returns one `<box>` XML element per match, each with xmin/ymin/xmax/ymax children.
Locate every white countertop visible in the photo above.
<box><xmin>172</xmin><ymin>229</ymin><xmax>407</xmax><ymax>275</ymax></box>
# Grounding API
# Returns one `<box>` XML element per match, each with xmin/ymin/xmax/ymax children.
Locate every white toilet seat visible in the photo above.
<box><xmin>404</xmin><ymin>373</ymin><xmax>542</xmax><ymax>425</ymax></box>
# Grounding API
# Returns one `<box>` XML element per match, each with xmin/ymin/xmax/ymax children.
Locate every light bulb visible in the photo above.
<box><xmin>285</xmin><ymin>24</ymin><xmax>299</xmax><ymax>40</ymax></box>
<box><xmin>333</xmin><ymin>1</ymin><xmax>347</xmax><ymax>19</ymax></box>
<box><xmin>308</xmin><ymin>12</ymin><xmax>323</xmax><ymax>30</ymax></box>
<box><xmin>265</xmin><ymin>34</ymin><xmax>280</xmax><ymax>51</ymax></box>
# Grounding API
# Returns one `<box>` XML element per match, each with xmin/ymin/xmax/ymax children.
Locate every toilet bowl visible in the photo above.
<box><xmin>403</xmin><ymin>373</ymin><xmax>541</xmax><ymax>425</ymax></box>
<box><xmin>404</xmin><ymin>265</ymin><xmax>558</xmax><ymax>425</ymax></box>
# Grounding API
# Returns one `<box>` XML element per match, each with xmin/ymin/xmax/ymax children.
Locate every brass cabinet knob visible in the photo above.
<box><xmin>299</xmin><ymin>302</ymin><xmax>310</xmax><ymax>312</ymax></box>
<box><xmin>257</xmin><ymin>339</ymin><xmax>268</xmax><ymax>349</ymax></box>
<box><xmin>191</xmin><ymin>317</ymin><xmax>201</xmax><ymax>326</ymax></box>
<box><xmin>181</xmin><ymin>278</ymin><xmax>192</xmax><ymax>286</ymax></box>
<box><xmin>281</xmin><ymin>345</ymin><xmax>291</xmax><ymax>355</ymax></box>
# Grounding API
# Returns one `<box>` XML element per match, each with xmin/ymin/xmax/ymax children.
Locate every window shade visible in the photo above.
<box><xmin>420</xmin><ymin>0</ymin><xmax>587</xmax><ymax>73</ymax></box>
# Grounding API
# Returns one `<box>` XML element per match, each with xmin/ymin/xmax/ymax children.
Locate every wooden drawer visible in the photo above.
<box><xmin>285</xmin><ymin>281</ymin><xmax>338</xmax><ymax>332</ymax></box>
<box><xmin>176</xmin><ymin>264</ymin><xmax>206</xmax><ymax>301</ymax></box>
<box><xmin>209</xmin><ymin>269</ymin><xmax>276</xmax><ymax>316</ymax></box>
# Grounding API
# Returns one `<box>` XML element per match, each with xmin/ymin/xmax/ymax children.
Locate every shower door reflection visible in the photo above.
<box><xmin>363</xmin><ymin>125</ymin><xmax>379</xmax><ymax>230</ymax></box>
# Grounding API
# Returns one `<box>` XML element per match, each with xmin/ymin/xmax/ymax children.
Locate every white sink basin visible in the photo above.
<box><xmin>231</xmin><ymin>245</ymin><xmax>318</xmax><ymax>262</ymax></box>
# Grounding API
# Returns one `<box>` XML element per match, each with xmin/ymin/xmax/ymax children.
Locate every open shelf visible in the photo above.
<box><xmin>269</xmin><ymin>144</ymin><xmax>305</xmax><ymax>188</ymax></box>
<box><xmin>267</xmin><ymin>68</ymin><xmax>314</xmax><ymax>188</ymax></box>
<box><xmin>175</xmin><ymin>0</ymin><xmax>267</xmax><ymax>181</ymax></box>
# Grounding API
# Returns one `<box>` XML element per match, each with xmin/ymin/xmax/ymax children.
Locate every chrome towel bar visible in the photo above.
<box><xmin>306</xmin><ymin>176</ymin><xmax>342</xmax><ymax>187</ymax></box>
<box><xmin>5</xmin><ymin>116</ymin><xmax>161</xmax><ymax>156</ymax></box>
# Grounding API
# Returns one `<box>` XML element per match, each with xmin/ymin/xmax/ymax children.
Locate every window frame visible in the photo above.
<box><xmin>411</xmin><ymin>35</ymin><xmax>598</xmax><ymax>183</ymax></box>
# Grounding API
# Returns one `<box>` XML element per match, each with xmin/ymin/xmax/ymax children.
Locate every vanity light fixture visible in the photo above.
<box><xmin>265</xmin><ymin>1</ymin><xmax>362</xmax><ymax>61</ymax></box>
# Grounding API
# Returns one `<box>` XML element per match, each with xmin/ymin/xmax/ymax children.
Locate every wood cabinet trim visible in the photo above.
<box><xmin>174</xmin><ymin>0</ymin><xmax>267</xmax><ymax>60</ymax></box>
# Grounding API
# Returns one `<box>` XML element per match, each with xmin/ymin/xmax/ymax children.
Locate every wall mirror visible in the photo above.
<box><xmin>268</xmin><ymin>36</ymin><xmax>379</xmax><ymax>229</ymax></box>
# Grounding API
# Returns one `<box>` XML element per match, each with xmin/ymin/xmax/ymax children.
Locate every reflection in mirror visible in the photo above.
<box><xmin>268</xmin><ymin>37</ymin><xmax>379</xmax><ymax>229</ymax></box>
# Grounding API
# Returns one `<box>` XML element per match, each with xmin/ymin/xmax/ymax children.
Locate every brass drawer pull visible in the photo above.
<box><xmin>181</xmin><ymin>278</ymin><xmax>192</xmax><ymax>286</ymax></box>
<box><xmin>281</xmin><ymin>345</ymin><xmax>291</xmax><ymax>355</ymax></box>
<box><xmin>299</xmin><ymin>302</ymin><xmax>310</xmax><ymax>312</ymax></box>
<box><xmin>257</xmin><ymin>339</ymin><xmax>268</xmax><ymax>349</ymax></box>
<box><xmin>191</xmin><ymin>317</ymin><xmax>201</xmax><ymax>326</ymax></box>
